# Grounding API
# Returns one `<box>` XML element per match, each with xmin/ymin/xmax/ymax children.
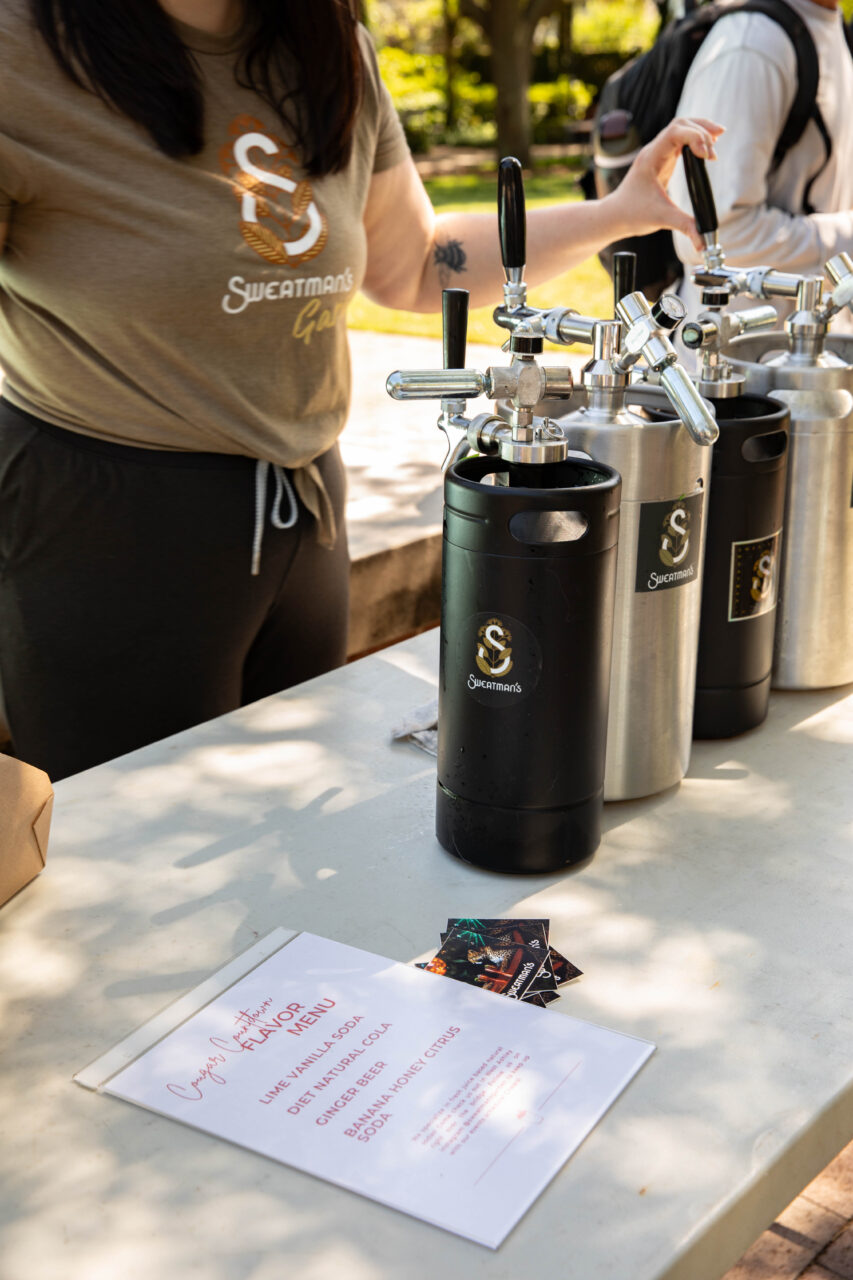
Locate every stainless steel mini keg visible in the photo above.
<box><xmin>490</xmin><ymin>170</ymin><xmax>719</xmax><ymax>801</ymax></box>
<box><xmin>728</xmin><ymin>327</ymin><xmax>853</xmax><ymax>689</ymax></box>
<box><xmin>680</xmin><ymin>149</ymin><xmax>853</xmax><ymax>690</ymax></box>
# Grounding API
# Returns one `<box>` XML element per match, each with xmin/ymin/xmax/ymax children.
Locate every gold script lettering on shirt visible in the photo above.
<box><xmin>293</xmin><ymin>299</ymin><xmax>346</xmax><ymax>346</ymax></box>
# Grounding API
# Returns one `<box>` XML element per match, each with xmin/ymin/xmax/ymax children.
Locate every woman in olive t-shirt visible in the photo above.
<box><xmin>0</xmin><ymin>0</ymin><xmax>721</xmax><ymax>779</ymax></box>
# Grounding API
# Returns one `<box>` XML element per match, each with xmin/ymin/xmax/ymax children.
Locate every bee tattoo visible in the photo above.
<box><xmin>434</xmin><ymin>238</ymin><xmax>467</xmax><ymax>286</ymax></box>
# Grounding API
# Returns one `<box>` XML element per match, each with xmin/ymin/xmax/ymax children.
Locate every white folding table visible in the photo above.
<box><xmin>1</xmin><ymin>629</ymin><xmax>852</xmax><ymax>1280</ymax></box>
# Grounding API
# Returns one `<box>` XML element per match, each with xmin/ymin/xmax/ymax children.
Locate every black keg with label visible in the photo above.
<box><xmin>694</xmin><ymin>393</ymin><xmax>789</xmax><ymax>738</ymax></box>
<box><xmin>437</xmin><ymin>453</ymin><xmax>621</xmax><ymax>874</ymax></box>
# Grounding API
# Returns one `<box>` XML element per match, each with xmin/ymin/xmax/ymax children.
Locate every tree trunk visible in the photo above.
<box><xmin>489</xmin><ymin>0</ymin><xmax>536</xmax><ymax>166</ymax></box>
<box><xmin>443</xmin><ymin>0</ymin><xmax>458</xmax><ymax>132</ymax></box>
<box><xmin>459</xmin><ymin>0</ymin><xmax>559</xmax><ymax>167</ymax></box>
<box><xmin>559</xmin><ymin>1</ymin><xmax>574</xmax><ymax>75</ymax></box>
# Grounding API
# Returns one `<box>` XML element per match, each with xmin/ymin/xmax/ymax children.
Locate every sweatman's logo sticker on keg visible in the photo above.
<box><xmin>463</xmin><ymin>613</ymin><xmax>542</xmax><ymax>706</ymax></box>
<box><xmin>728</xmin><ymin>531</ymin><xmax>781</xmax><ymax>622</ymax></box>
<box><xmin>634</xmin><ymin>492</ymin><xmax>704</xmax><ymax>593</ymax></box>
<box><xmin>475</xmin><ymin>619</ymin><xmax>514</xmax><ymax>678</ymax></box>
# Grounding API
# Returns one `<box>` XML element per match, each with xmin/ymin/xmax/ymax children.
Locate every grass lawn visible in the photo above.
<box><xmin>347</xmin><ymin>169</ymin><xmax>613</xmax><ymax>346</ymax></box>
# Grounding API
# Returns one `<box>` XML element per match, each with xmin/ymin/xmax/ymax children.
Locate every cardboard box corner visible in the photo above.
<box><xmin>0</xmin><ymin>754</ymin><xmax>53</xmax><ymax>908</ymax></box>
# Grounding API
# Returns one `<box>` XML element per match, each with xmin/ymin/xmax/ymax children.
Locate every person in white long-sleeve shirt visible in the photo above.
<box><xmin>669</xmin><ymin>0</ymin><xmax>853</xmax><ymax>328</ymax></box>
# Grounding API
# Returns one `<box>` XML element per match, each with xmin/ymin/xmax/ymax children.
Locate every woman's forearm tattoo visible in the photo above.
<box><xmin>434</xmin><ymin>238</ymin><xmax>467</xmax><ymax>287</ymax></box>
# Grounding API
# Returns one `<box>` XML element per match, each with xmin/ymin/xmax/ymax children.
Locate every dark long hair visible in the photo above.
<box><xmin>30</xmin><ymin>0</ymin><xmax>364</xmax><ymax>176</ymax></box>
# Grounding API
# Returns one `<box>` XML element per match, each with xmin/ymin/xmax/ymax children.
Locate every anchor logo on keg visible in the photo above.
<box><xmin>658</xmin><ymin>503</ymin><xmax>691</xmax><ymax>567</ymax></box>
<box><xmin>475</xmin><ymin>619</ymin><xmax>514</xmax><ymax>678</ymax></box>
<box><xmin>750</xmin><ymin>550</ymin><xmax>775</xmax><ymax>603</ymax></box>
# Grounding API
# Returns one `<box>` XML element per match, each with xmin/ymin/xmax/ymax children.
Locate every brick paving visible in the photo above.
<box><xmin>722</xmin><ymin>1142</ymin><xmax>853</xmax><ymax>1279</ymax></box>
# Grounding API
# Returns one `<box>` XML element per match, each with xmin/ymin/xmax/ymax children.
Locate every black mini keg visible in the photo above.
<box><xmin>437</xmin><ymin>453</ymin><xmax>621</xmax><ymax>873</ymax></box>
<box><xmin>678</xmin><ymin>149</ymin><xmax>791</xmax><ymax>736</ymax></box>
<box><xmin>386</xmin><ymin>169</ymin><xmax>623</xmax><ymax>874</ymax></box>
<box><xmin>692</xmin><ymin>394</ymin><xmax>789</xmax><ymax>737</ymax></box>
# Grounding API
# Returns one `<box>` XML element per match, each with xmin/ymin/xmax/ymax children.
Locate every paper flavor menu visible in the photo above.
<box><xmin>76</xmin><ymin>930</ymin><xmax>654</xmax><ymax>1249</ymax></box>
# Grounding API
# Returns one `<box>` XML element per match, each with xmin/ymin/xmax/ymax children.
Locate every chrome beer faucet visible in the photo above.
<box><xmin>386</xmin><ymin>287</ymin><xmax>576</xmax><ymax>470</ymax></box>
<box><xmin>682</xmin><ymin>148</ymin><xmax>853</xmax><ymax>366</ymax></box>
<box><xmin>490</xmin><ymin>159</ymin><xmax>718</xmax><ymax>446</ymax></box>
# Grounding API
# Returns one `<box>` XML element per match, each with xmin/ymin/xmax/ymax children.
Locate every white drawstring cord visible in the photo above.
<box><xmin>270</xmin><ymin>463</ymin><xmax>298</xmax><ymax>530</ymax></box>
<box><xmin>251</xmin><ymin>459</ymin><xmax>298</xmax><ymax>575</ymax></box>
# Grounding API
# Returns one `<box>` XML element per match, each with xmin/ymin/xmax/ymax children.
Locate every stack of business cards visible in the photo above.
<box><xmin>417</xmin><ymin>918</ymin><xmax>581</xmax><ymax>1008</ymax></box>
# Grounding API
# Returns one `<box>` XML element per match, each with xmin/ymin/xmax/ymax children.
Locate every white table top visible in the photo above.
<box><xmin>1</xmin><ymin>629</ymin><xmax>852</xmax><ymax>1280</ymax></box>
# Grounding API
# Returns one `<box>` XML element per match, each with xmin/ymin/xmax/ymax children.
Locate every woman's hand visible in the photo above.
<box><xmin>605</xmin><ymin>116</ymin><xmax>724</xmax><ymax>251</ymax></box>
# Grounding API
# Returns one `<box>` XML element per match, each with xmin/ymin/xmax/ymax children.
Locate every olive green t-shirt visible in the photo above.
<box><xmin>0</xmin><ymin>4</ymin><xmax>410</xmax><ymax>467</ymax></box>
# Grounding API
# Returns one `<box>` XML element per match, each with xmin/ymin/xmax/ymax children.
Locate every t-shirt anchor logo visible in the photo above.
<box><xmin>750</xmin><ymin>551</ymin><xmax>775</xmax><ymax>603</ymax></box>
<box><xmin>658</xmin><ymin>504</ymin><xmax>691</xmax><ymax>568</ymax></box>
<box><xmin>220</xmin><ymin>115</ymin><xmax>328</xmax><ymax>266</ymax></box>
<box><xmin>475</xmin><ymin>619</ymin><xmax>513</xmax><ymax>678</ymax></box>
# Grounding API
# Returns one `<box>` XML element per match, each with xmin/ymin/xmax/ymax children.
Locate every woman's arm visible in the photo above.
<box><xmin>362</xmin><ymin>118</ymin><xmax>722</xmax><ymax>314</ymax></box>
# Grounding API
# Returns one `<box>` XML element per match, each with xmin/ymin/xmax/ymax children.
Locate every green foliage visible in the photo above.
<box><xmin>842</xmin><ymin>0</ymin><xmax>853</xmax><ymax>20</ymax></box>
<box><xmin>422</xmin><ymin>169</ymin><xmax>585</xmax><ymax>210</ymax></box>
<box><xmin>448</xmin><ymin>76</ymin><xmax>497</xmax><ymax>146</ymax></box>
<box><xmin>370</xmin><ymin>0</ymin><xmax>657</xmax><ymax>150</ymax></box>
<box><xmin>378</xmin><ymin>45</ymin><xmax>498</xmax><ymax>151</ymax></box>
<box><xmin>377</xmin><ymin>45</ymin><xmax>447</xmax><ymax>152</ymax></box>
<box><xmin>529</xmin><ymin>77</ymin><xmax>595</xmax><ymax>143</ymax></box>
<box><xmin>572</xmin><ymin>0</ymin><xmax>658</xmax><ymax>55</ymax></box>
<box><xmin>365</xmin><ymin>0</ymin><xmax>445</xmax><ymax>50</ymax></box>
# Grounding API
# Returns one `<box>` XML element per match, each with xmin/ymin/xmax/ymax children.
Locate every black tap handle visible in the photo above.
<box><xmin>442</xmin><ymin>288</ymin><xmax>469</xmax><ymax>369</ymax></box>
<box><xmin>498</xmin><ymin>156</ymin><xmax>526</xmax><ymax>272</ymax></box>
<box><xmin>613</xmin><ymin>252</ymin><xmax>637</xmax><ymax>312</ymax></box>
<box><xmin>681</xmin><ymin>146</ymin><xmax>717</xmax><ymax>238</ymax></box>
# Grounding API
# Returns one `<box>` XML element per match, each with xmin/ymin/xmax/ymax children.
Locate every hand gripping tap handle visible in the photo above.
<box><xmin>498</xmin><ymin>157</ymin><xmax>526</xmax><ymax>276</ymax></box>
<box><xmin>612</xmin><ymin>252</ymin><xmax>637</xmax><ymax>315</ymax></box>
<box><xmin>681</xmin><ymin>146</ymin><xmax>718</xmax><ymax>239</ymax></box>
<box><xmin>442</xmin><ymin>288</ymin><xmax>469</xmax><ymax>370</ymax></box>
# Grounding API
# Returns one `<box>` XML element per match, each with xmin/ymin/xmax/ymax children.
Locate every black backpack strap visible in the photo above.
<box><xmin>732</xmin><ymin>0</ymin><xmax>827</xmax><ymax>212</ymax></box>
<box><xmin>801</xmin><ymin>103</ymin><xmax>832</xmax><ymax>215</ymax></box>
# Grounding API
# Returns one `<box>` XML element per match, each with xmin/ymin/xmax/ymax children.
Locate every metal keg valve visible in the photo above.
<box><xmin>682</xmin><ymin>306</ymin><xmax>779</xmax><ymax>397</ymax></box>
<box><xmin>682</xmin><ymin>151</ymin><xmax>853</xmax><ymax>358</ymax></box>
<box><xmin>388</xmin><ymin>155</ymin><xmax>717</xmax><ymax>461</ymax></box>
<box><xmin>386</xmin><ymin>288</ymin><xmax>575</xmax><ymax>468</ymax></box>
<box><xmin>386</xmin><ymin>158</ymin><xmax>579</xmax><ymax>467</ymax></box>
<box><xmin>490</xmin><ymin>162</ymin><xmax>717</xmax><ymax>444</ymax></box>
<box><xmin>820</xmin><ymin>252</ymin><xmax>853</xmax><ymax>321</ymax></box>
<box><xmin>615</xmin><ymin>291</ymin><xmax>719</xmax><ymax>444</ymax></box>
<box><xmin>493</xmin><ymin>155</ymin><xmax>597</xmax><ymax>347</ymax></box>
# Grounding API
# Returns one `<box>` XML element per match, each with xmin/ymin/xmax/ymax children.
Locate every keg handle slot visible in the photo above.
<box><xmin>741</xmin><ymin>430</ymin><xmax>788</xmax><ymax>463</ymax></box>
<box><xmin>508</xmin><ymin>509</ymin><xmax>590</xmax><ymax>545</ymax></box>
